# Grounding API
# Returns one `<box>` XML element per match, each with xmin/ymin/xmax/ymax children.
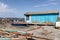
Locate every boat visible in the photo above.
<box><xmin>11</xmin><ymin>22</ymin><xmax>27</xmax><ymax>26</ymax></box>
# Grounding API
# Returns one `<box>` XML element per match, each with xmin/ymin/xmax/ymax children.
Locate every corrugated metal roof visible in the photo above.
<box><xmin>25</xmin><ymin>10</ymin><xmax>59</xmax><ymax>15</ymax></box>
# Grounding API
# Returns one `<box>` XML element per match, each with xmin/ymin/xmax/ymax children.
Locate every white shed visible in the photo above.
<box><xmin>56</xmin><ymin>21</ymin><xmax>60</xmax><ymax>27</ymax></box>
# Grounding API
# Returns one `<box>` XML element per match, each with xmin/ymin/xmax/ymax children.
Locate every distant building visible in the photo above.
<box><xmin>6</xmin><ymin>18</ymin><xmax>25</xmax><ymax>22</ymax></box>
<box><xmin>0</xmin><ymin>18</ymin><xmax>25</xmax><ymax>24</ymax></box>
<box><xmin>24</xmin><ymin>10</ymin><xmax>59</xmax><ymax>24</ymax></box>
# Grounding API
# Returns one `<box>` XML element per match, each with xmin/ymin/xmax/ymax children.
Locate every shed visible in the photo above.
<box><xmin>24</xmin><ymin>10</ymin><xmax>59</xmax><ymax>24</ymax></box>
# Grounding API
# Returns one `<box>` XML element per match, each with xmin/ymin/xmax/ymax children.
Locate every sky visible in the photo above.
<box><xmin>0</xmin><ymin>0</ymin><xmax>60</xmax><ymax>18</ymax></box>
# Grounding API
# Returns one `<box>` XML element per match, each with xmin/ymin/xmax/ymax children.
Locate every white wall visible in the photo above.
<box><xmin>56</xmin><ymin>22</ymin><xmax>60</xmax><ymax>27</ymax></box>
<box><xmin>25</xmin><ymin>16</ymin><xmax>31</xmax><ymax>23</ymax></box>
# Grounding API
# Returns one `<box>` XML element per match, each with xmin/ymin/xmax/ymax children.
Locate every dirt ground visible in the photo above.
<box><xmin>0</xmin><ymin>23</ymin><xmax>60</xmax><ymax>40</ymax></box>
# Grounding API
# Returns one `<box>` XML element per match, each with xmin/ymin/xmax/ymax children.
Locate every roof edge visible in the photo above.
<box><xmin>24</xmin><ymin>10</ymin><xmax>59</xmax><ymax>15</ymax></box>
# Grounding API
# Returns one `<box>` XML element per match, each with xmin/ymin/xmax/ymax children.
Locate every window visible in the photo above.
<box><xmin>26</xmin><ymin>15</ymin><xmax>29</xmax><ymax>20</ymax></box>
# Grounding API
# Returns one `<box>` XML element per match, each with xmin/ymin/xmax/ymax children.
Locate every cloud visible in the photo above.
<box><xmin>48</xmin><ymin>0</ymin><xmax>56</xmax><ymax>1</ymax></box>
<box><xmin>48</xmin><ymin>0</ymin><xmax>59</xmax><ymax>2</ymax></box>
<box><xmin>34</xmin><ymin>4</ymin><xmax>49</xmax><ymax>7</ymax></box>
<box><xmin>0</xmin><ymin>2</ymin><xmax>17</xmax><ymax>13</ymax></box>
<box><xmin>34</xmin><ymin>2</ymin><xmax>58</xmax><ymax>7</ymax></box>
<box><xmin>50</xmin><ymin>2</ymin><xmax>58</xmax><ymax>5</ymax></box>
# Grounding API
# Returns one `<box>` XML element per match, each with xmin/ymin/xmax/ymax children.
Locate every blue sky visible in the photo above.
<box><xmin>0</xmin><ymin>0</ymin><xmax>60</xmax><ymax>18</ymax></box>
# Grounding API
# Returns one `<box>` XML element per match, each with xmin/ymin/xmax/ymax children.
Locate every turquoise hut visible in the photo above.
<box><xmin>24</xmin><ymin>10</ymin><xmax>59</xmax><ymax>24</ymax></box>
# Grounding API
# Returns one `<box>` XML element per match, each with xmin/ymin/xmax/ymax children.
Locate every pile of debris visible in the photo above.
<box><xmin>0</xmin><ymin>26</ymin><xmax>60</xmax><ymax>40</ymax></box>
<box><xmin>27</xmin><ymin>26</ymin><xmax>60</xmax><ymax>40</ymax></box>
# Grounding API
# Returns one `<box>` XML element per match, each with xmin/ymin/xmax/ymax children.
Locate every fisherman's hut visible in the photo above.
<box><xmin>24</xmin><ymin>10</ymin><xmax>59</xmax><ymax>25</ymax></box>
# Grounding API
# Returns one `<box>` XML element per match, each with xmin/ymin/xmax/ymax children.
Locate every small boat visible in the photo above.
<box><xmin>11</xmin><ymin>22</ymin><xmax>27</xmax><ymax>26</ymax></box>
